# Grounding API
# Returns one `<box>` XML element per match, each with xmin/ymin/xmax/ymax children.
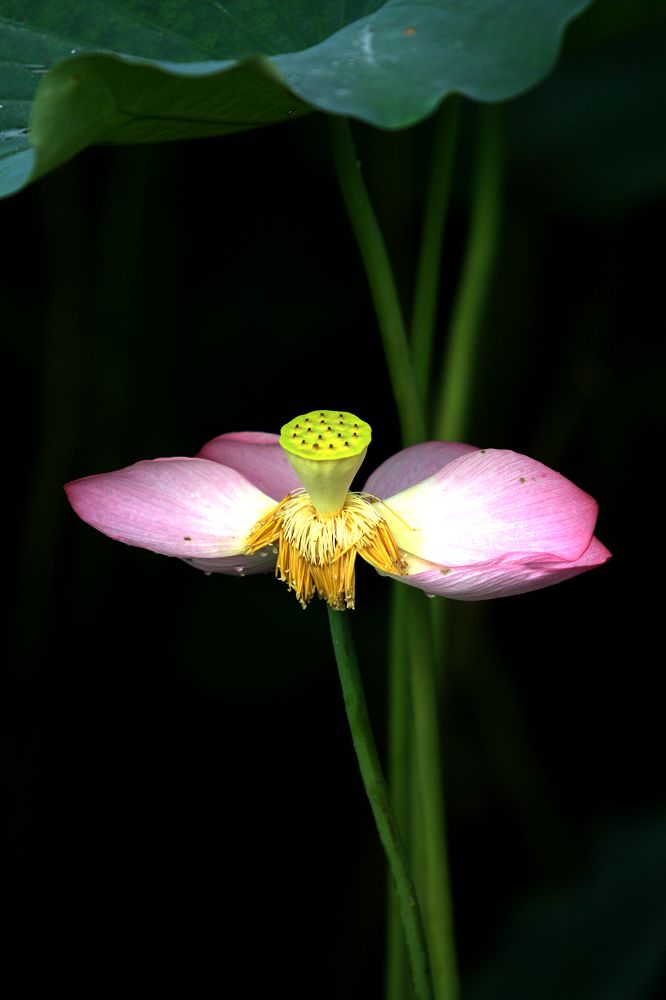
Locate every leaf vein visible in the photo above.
<box><xmin>205</xmin><ymin>1</ymin><xmax>282</xmax><ymax>54</ymax></box>
<box><xmin>88</xmin><ymin>0</ymin><xmax>225</xmax><ymax>59</ymax></box>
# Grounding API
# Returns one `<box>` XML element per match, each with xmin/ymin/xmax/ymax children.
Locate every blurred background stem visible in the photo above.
<box><xmin>408</xmin><ymin>588</ymin><xmax>459</xmax><ymax>1000</ymax></box>
<box><xmin>15</xmin><ymin>169</ymin><xmax>83</xmax><ymax>668</ymax></box>
<box><xmin>330</xmin><ymin>113</ymin><xmax>462</xmax><ymax>999</ymax></box>
<box><xmin>410</xmin><ymin>98</ymin><xmax>460</xmax><ymax>402</ymax></box>
<box><xmin>434</xmin><ymin>106</ymin><xmax>504</xmax><ymax>442</ymax></box>
<box><xmin>385</xmin><ymin>583</ymin><xmax>412</xmax><ymax>1000</ymax></box>
<box><xmin>426</xmin><ymin>111</ymin><xmax>505</xmax><ymax>905</ymax></box>
<box><xmin>329</xmin><ymin>117</ymin><xmax>426</xmax><ymax>446</ymax></box>
<box><xmin>7</xmin><ymin>167</ymin><xmax>85</xmax><ymax>899</ymax></box>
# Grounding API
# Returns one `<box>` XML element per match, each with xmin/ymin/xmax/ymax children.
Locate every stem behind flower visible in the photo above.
<box><xmin>434</xmin><ymin>106</ymin><xmax>504</xmax><ymax>442</ymax></box>
<box><xmin>327</xmin><ymin>607</ymin><xmax>434</xmax><ymax>1000</ymax></box>
<box><xmin>329</xmin><ymin>117</ymin><xmax>426</xmax><ymax>447</ymax></box>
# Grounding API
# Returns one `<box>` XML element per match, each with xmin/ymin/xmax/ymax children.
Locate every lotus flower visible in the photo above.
<box><xmin>65</xmin><ymin>409</ymin><xmax>610</xmax><ymax>609</ymax></box>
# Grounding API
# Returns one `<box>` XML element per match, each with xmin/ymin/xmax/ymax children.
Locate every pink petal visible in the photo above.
<box><xmin>363</xmin><ymin>441</ymin><xmax>477</xmax><ymax>499</ymax></box>
<box><xmin>383</xmin><ymin>449</ymin><xmax>599</xmax><ymax>565</ymax></box>
<box><xmin>389</xmin><ymin>536</ymin><xmax>611</xmax><ymax>601</ymax></box>
<box><xmin>197</xmin><ymin>431</ymin><xmax>301</xmax><ymax>500</ymax></box>
<box><xmin>65</xmin><ymin>457</ymin><xmax>276</xmax><ymax>558</ymax></box>
<box><xmin>182</xmin><ymin>552</ymin><xmax>277</xmax><ymax>575</ymax></box>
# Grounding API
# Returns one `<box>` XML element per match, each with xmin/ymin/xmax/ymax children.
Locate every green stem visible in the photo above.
<box><xmin>329</xmin><ymin>117</ymin><xmax>426</xmax><ymax>446</ymax></box>
<box><xmin>385</xmin><ymin>584</ymin><xmax>413</xmax><ymax>1000</ymax></box>
<box><xmin>411</xmin><ymin>98</ymin><xmax>460</xmax><ymax>401</ymax></box>
<box><xmin>16</xmin><ymin>169</ymin><xmax>83</xmax><ymax>658</ymax></box>
<box><xmin>327</xmin><ymin>608</ymin><xmax>434</xmax><ymax>1000</ymax></box>
<box><xmin>407</xmin><ymin>589</ymin><xmax>459</xmax><ymax>1000</ymax></box>
<box><xmin>9</xmin><ymin>165</ymin><xmax>84</xmax><ymax>902</ymax></box>
<box><xmin>434</xmin><ymin>106</ymin><xmax>504</xmax><ymax>441</ymax></box>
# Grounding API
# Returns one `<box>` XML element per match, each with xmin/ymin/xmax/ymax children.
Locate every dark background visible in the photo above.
<box><xmin>2</xmin><ymin>4</ymin><xmax>665</xmax><ymax>996</ymax></box>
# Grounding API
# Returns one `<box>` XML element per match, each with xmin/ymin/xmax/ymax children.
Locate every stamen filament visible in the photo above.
<box><xmin>246</xmin><ymin>490</ymin><xmax>406</xmax><ymax>609</ymax></box>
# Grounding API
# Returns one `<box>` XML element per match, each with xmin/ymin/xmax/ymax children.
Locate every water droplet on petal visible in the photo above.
<box><xmin>426</xmin><ymin>593</ymin><xmax>436</xmax><ymax>599</ymax></box>
<box><xmin>234</xmin><ymin>565</ymin><xmax>245</xmax><ymax>575</ymax></box>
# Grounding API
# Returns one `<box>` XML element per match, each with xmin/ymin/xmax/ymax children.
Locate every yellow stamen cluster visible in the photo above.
<box><xmin>246</xmin><ymin>491</ymin><xmax>406</xmax><ymax>610</ymax></box>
